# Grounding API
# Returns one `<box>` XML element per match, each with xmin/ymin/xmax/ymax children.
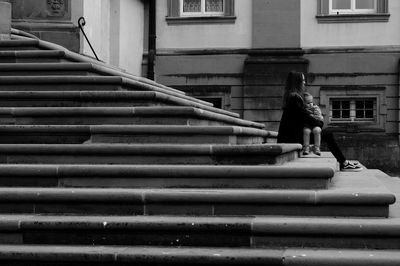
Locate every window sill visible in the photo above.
<box><xmin>166</xmin><ymin>16</ymin><xmax>236</xmax><ymax>25</ymax></box>
<box><xmin>316</xmin><ymin>13</ymin><xmax>390</xmax><ymax>23</ymax></box>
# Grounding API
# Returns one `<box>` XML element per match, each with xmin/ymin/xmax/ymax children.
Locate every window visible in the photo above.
<box><xmin>176</xmin><ymin>85</ymin><xmax>231</xmax><ymax>110</ymax></box>
<box><xmin>330</xmin><ymin>98</ymin><xmax>376</xmax><ymax>122</ymax></box>
<box><xmin>320</xmin><ymin>86</ymin><xmax>386</xmax><ymax>132</ymax></box>
<box><xmin>317</xmin><ymin>0</ymin><xmax>389</xmax><ymax>23</ymax></box>
<box><xmin>197</xmin><ymin>96</ymin><xmax>223</xmax><ymax>109</ymax></box>
<box><xmin>167</xmin><ymin>0</ymin><xmax>235</xmax><ymax>24</ymax></box>
<box><xmin>330</xmin><ymin>0</ymin><xmax>376</xmax><ymax>14</ymax></box>
<box><xmin>181</xmin><ymin>0</ymin><xmax>224</xmax><ymax>17</ymax></box>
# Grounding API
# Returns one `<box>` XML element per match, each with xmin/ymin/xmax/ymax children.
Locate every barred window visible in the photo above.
<box><xmin>167</xmin><ymin>0</ymin><xmax>235</xmax><ymax>24</ymax></box>
<box><xmin>181</xmin><ymin>0</ymin><xmax>224</xmax><ymax>16</ymax></box>
<box><xmin>330</xmin><ymin>98</ymin><xmax>376</xmax><ymax>122</ymax></box>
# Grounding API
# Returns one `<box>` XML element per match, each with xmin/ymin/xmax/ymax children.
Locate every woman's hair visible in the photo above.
<box><xmin>282</xmin><ymin>71</ymin><xmax>305</xmax><ymax>108</ymax></box>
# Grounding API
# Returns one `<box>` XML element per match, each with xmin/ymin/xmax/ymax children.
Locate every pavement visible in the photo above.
<box><xmin>372</xmin><ymin>169</ymin><xmax>400</xmax><ymax>217</ymax></box>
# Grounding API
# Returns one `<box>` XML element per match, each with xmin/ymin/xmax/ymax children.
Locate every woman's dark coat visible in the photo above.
<box><xmin>277</xmin><ymin>92</ymin><xmax>323</xmax><ymax>144</ymax></box>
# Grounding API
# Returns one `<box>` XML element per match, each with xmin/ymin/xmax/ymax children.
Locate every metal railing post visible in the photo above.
<box><xmin>78</xmin><ymin>17</ymin><xmax>100</xmax><ymax>61</ymax></box>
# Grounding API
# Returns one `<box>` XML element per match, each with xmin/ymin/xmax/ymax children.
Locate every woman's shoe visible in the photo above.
<box><xmin>340</xmin><ymin>161</ymin><xmax>363</xmax><ymax>172</ymax></box>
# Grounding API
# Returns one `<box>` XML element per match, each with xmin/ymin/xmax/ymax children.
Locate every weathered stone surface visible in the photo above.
<box><xmin>252</xmin><ymin>216</ymin><xmax>400</xmax><ymax>249</ymax></box>
<box><xmin>0</xmin><ymin>2</ymin><xmax>11</xmax><ymax>40</ymax></box>
<box><xmin>0</xmin><ymin>124</ymin><xmax>273</xmax><ymax>144</ymax></box>
<box><xmin>0</xmin><ymin>26</ymin><xmax>398</xmax><ymax>265</ymax></box>
<box><xmin>0</xmin><ymin>143</ymin><xmax>300</xmax><ymax>165</ymax></box>
<box><xmin>0</xmin><ymin>50</ymin><xmax>66</xmax><ymax>63</ymax></box>
<box><xmin>284</xmin><ymin>248</ymin><xmax>400</xmax><ymax>266</ymax></box>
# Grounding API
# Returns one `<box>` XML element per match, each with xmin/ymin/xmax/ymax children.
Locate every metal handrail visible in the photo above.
<box><xmin>78</xmin><ymin>17</ymin><xmax>100</xmax><ymax>61</ymax></box>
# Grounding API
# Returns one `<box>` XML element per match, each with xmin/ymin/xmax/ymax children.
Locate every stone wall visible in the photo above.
<box><xmin>0</xmin><ymin>1</ymin><xmax>11</xmax><ymax>40</ymax></box>
<box><xmin>8</xmin><ymin>0</ymin><xmax>79</xmax><ymax>52</ymax></box>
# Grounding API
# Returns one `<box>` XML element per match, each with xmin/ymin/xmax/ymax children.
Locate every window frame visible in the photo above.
<box><xmin>319</xmin><ymin>86</ymin><xmax>386</xmax><ymax>132</ymax></box>
<box><xmin>180</xmin><ymin>0</ymin><xmax>225</xmax><ymax>17</ymax></box>
<box><xmin>167</xmin><ymin>0</ymin><xmax>235</xmax><ymax>25</ymax></box>
<box><xmin>316</xmin><ymin>0</ymin><xmax>389</xmax><ymax>23</ymax></box>
<box><xmin>175</xmin><ymin>85</ymin><xmax>232</xmax><ymax>111</ymax></box>
<box><xmin>330</xmin><ymin>98</ymin><xmax>377</xmax><ymax>123</ymax></box>
<box><xmin>330</xmin><ymin>0</ymin><xmax>376</xmax><ymax>15</ymax></box>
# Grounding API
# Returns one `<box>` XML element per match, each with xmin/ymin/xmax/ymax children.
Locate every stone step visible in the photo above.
<box><xmin>0</xmin><ymin>107</ymin><xmax>262</xmax><ymax>128</ymax></box>
<box><xmin>0</xmin><ymin>91</ymin><xmax>173</xmax><ymax>107</ymax></box>
<box><xmin>0</xmin><ymin>162</ymin><xmax>334</xmax><ymax>189</ymax></box>
<box><xmin>0</xmin><ymin>77</ymin><xmax>240</xmax><ymax>119</ymax></box>
<box><xmin>17</xmin><ymin>34</ymin><xmax>197</xmax><ymax>99</ymax></box>
<box><xmin>0</xmin><ymin>63</ymin><xmax>102</xmax><ymax>76</ymax></box>
<box><xmin>0</xmin><ymin>182</ymin><xmax>393</xmax><ymax>217</ymax></box>
<box><xmin>0</xmin><ymin>245</ymin><xmax>398</xmax><ymax>266</ymax></box>
<box><xmin>0</xmin><ymin>125</ymin><xmax>273</xmax><ymax>145</ymax></box>
<box><xmin>0</xmin><ymin>50</ymin><xmax>67</xmax><ymax>63</ymax></box>
<box><xmin>0</xmin><ymin>75</ymin><xmax>215</xmax><ymax>109</ymax></box>
<box><xmin>0</xmin><ymin>40</ymin><xmax>40</xmax><ymax>51</ymax></box>
<box><xmin>0</xmin><ymin>143</ymin><xmax>300</xmax><ymax>165</ymax></box>
<box><xmin>0</xmin><ymin>215</ymin><xmax>398</xmax><ymax>249</ymax></box>
<box><xmin>0</xmin><ymin>91</ymin><xmax>235</xmax><ymax>121</ymax></box>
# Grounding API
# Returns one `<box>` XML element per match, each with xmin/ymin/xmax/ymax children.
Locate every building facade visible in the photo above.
<box><xmin>152</xmin><ymin>0</ymin><xmax>400</xmax><ymax>173</ymax></box>
<box><xmin>6</xmin><ymin>0</ymin><xmax>400</xmax><ymax>172</ymax></box>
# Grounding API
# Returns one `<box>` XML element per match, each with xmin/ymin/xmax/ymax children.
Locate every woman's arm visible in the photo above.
<box><xmin>288</xmin><ymin>94</ymin><xmax>323</xmax><ymax>127</ymax></box>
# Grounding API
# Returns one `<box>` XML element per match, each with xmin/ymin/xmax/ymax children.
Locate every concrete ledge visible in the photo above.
<box><xmin>0</xmin><ymin>75</ymin><xmax>241</xmax><ymax>118</ymax></box>
<box><xmin>0</xmin><ymin>90</ymin><xmax>240</xmax><ymax>119</ymax></box>
<box><xmin>0</xmin><ymin>125</ymin><xmax>271</xmax><ymax>145</ymax></box>
<box><xmin>0</xmin><ymin>215</ymin><xmax>254</xmax><ymax>247</ymax></box>
<box><xmin>2</xmin><ymin>34</ymin><xmax>239</xmax><ymax>117</ymax></box>
<box><xmin>0</xmin><ymin>106</ymin><xmax>264</xmax><ymax>128</ymax></box>
<box><xmin>0</xmin><ymin>164</ymin><xmax>331</xmax><ymax>178</ymax></box>
<box><xmin>252</xmin><ymin>216</ymin><xmax>400</xmax><ymax>249</ymax></box>
<box><xmin>91</xmin><ymin>125</ymin><xmax>272</xmax><ymax>136</ymax></box>
<box><xmin>0</xmin><ymin>40</ymin><xmax>39</xmax><ymax>48</ymax></box>
<box><xmin>0</xmin><ymin>163</ymin><xmax>333</xmax><ymax>189</ymax></box>
<box><xmin>0</xmin><ymin>245</ymin><xmax>285</xmax><ymax>265</ymax></box>
<box><xmin>0</xmin><ymin>63</ymin><xmax>94</xmax><ymax>71</ymax></box>
<box><xmin>120</xmin><ymin>77</ymin><xmax>241</xmax><ymax>118</ymax></box>
<box><xmin>9</xmin><ymin>32</ymin><xmax>187</xmax><ymax>98</ymax></box>
<box><xmin>0</xmin><ymin>143</ymin><xmax>299</xmax><ymax>155</ymax></box>
<box><xmin>284</xmin><ymin>248</ymin><xmax>400</xmax><ymax>266</ymax></box>
<box><xmin>0</xmin><ymin>245</ymin><xmax>398</xmax><ymax>265</ymax></box>
<box><xmin>0</xmin><ymin>125</ymin><xmax>271</xmax><ymax>136</ymax></box>
<box><xmin>0</xmin><ymin>50</ymin><xmax>65</xmax><ymax>60</ymax></box>
<box><xmin>0</xmin><ymin>186</ymin><xmax>393</xmax><ymax>217</ymax></box>
<box><xmin>253</xmin><ymin>216</ymin><xmax>400</xmax><ymax>236</ymax></box>
<box><xmin>14</xmin><ymin>215</ymin><xmax>253</xmax><ymax>231</ymax></box>
<box><xmin>0</xmin><ymin>215</ymin><xmax>398</xmax><ymax>248</ymax></box>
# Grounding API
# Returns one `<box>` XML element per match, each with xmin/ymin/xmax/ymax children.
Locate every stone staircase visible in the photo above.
<box><xmin>0</xmin><ymin>31</ymin><xmax>397</xmax><ymax>266</ymax></box>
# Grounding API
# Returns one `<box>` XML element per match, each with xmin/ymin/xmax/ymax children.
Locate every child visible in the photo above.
<box><xmin>302</xmin><ymin>92</ymin><xmax>324</xmax><ymax>156</ymax></box>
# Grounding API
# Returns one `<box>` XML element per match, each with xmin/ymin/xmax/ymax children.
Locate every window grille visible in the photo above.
<box><xmin>181</xmin><ymin>0</ymin><xmax>224</xmax><ymax>16</ymax></box>
<box><xmin>330</xmin><ymin>98</ymin><xmax>376</xmax><ymax>122</ymax></box>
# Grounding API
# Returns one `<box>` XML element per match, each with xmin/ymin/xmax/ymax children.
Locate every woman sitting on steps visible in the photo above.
<box><xmin>277</xmin><ymin>71</ymin><xmax>362</xmax><ymax>172</ymax></box>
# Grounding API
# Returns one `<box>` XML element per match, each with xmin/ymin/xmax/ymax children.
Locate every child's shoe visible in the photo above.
<box><xmin>314</xmin><ymin>146</ymin><xmax>321</xmax><ymax>156</ymax></box>
<box><xmin>302</xmin><ymin>145</ymin><xmax>310</xmax><ymax>155</ymax></box>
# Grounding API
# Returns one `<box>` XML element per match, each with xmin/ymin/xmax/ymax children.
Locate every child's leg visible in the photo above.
<box><xmin>312</xmin><ymin>127</ymin><xmax>322</xmax><ymax>147</ymax></box>
<box><xmin>312</xmin><ymin>127</ymin><xmax>322</xmax><ymax>155</ymax></box>
<box><xmin>303</xmin><ymin>127</ymin><xmax>311</xmax><ymax>155</ymax></box>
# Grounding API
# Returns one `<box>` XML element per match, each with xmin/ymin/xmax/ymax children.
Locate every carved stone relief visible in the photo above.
<box><xmin>10</xmin><ymin>0</ymin><xmax>70</xmax><ymax>20</ymax></box>
<box><xmin>46</xmin><ymin>0</ymin><xmax>66</xmax><ymax>17</ymax></box>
